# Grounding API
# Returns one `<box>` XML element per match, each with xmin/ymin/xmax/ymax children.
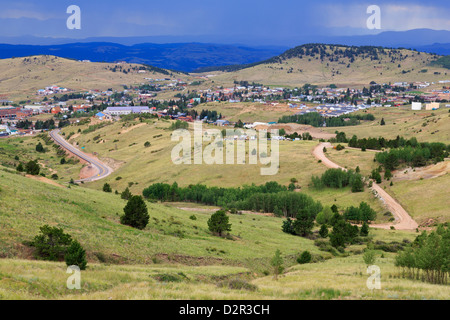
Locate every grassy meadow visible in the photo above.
<box><xmin>322</xmin><ymin>106</ymin><xmax>450</xmax><ymax>144</ymax></box>
<box><xmin>2</xmin><ymin>167</ymin><xmax>448</xmax><ymax>300</ymax></box>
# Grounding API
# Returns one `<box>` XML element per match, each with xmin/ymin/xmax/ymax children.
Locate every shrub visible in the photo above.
<box><xmin>153</xmin><ymin>273</ymin><xmax>187</xmax><ymax>282</ymax></box>
<box><xmin>121</xmin><ymin>187</ymin><xmax>132</xmax><ymax>200</ymax></box>
<box><xmin>120</xmin><ymin>196</ymin><xmax>150</xmax><ymax>230</ymax></box>
<box><xmin>297</xmin><ymin>251</ymin><xmax>312</xmax><ymax>264</ymax></box>
<box><xmin>16</xmin><ymin>163</ymin><xmax>24</xmax><ymax>172</ymax></box>
<box><xmin>363</xmin><ymin>250</ymin><xmax>376</xmax><ymax>266</ymax></box>
<box><xmin>217</xmin><ymin>279</ymin><xmax>258</xmax><ymax>291</ymax></box>
<box><xmin>25</xmin><ymin>160</ymin><xmax>40</xmax><ymax>175</ymax></box>
<box><xmin>103</xmin><ymin>183</ymin><xmax>112</xmax><ymax>193</ymax></box>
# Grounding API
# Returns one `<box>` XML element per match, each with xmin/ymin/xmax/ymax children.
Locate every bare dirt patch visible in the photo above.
<box><xmin>120</xmin><ymin>123</ymin><xmax>147</xmax><ymax>134</ymax></box>
<box><xmin>99</xmin><ymin>157</ymin><xmax>125</xmax><ymax>171</ymax></box>
<box><xmin>79</xmin><ymin>165</ymin><xmax>99</xmax><ymax>180</ymax></box>
<box><xmin>393</xmin><ymin>161</ymin><xmax>449</xmax><ymax>181</ymax></box>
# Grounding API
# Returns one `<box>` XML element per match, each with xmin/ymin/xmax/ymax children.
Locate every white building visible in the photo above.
<box><xmin>104</xmin><ymin>106</ymin><xmax>150</xmax><ymax>116</ymax></box>
<box><xmin>411</xmin><ymin>102</ymin><xmax>422</xmax><ymax>111</ymax></box>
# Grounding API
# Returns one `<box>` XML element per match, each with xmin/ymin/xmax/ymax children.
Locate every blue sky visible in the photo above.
<box><xmin>0</xmin><ymin>0</ymin><xmax>449</xmax><ymax>44</ymax></box>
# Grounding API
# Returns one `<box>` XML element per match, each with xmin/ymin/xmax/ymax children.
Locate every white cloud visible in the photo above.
<box><xmin>0</xmin><ymin>9</ymin><xmax>54</xmax><ymax>21</ymax></box>
<box><xmin>319</xmin><ymin>3</ymin><xmax>450</xmax><ymax>31</ymax></box>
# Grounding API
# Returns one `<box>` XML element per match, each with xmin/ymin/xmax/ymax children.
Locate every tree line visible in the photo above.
<box><xmin>376</xmin><ymin>144</ymin><xmax>448</xmax><ymax>170</ymax></box>
<box><xmin>278</xmin><ymin>112</ymin><xmax>375</xmax><ymax>127</ymax></box>
<box><xmin>395</xmin><ymin>225</ymin><xmax>449</xmax><ymax>285</ymax></box>
<box><xmin>142</xmin><ymin>181</ymin><xmax>322</xmax><ymax>218</ymax></box>
<box><xmin>311</xmin><ymin>168</ymin><xmax>365</xmax><ymax>193</ymax></box>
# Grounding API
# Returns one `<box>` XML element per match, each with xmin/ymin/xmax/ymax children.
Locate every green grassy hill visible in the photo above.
<box><xmin>2</xmin><ymin>167</ymin><xmax>448</xmax><ymax>300</ymax></box>
<box><xmin>0</xmin><ymin>167</ymin><xmax>322</xmax><ymax>266</ymax></box>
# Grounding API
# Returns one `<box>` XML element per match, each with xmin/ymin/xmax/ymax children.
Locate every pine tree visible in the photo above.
<box><xmin>65</xmin><ymin>240</ymin><xmax>87</xmax><ymax>270</ymax></box>
<box><xmin>36</xmin><ymin>142</ymin><xmax>45</xmax><ymax>153</ymax></box>
<box><xmin>360</xmin><ymin>222</ymin><xmax>370</xmax><ymax>237</ymax></box>
<box><xmin>120</xmin><ymin>196</ymin><xmax>149</xmax><ymax>230</ymax></box>
<box><xmin>319</xmin><ymin>224</ymin><xmax>329</xmax><ymax>238</ymax></box>
<box><xmin>121</xmin><ymin>187</ymin><xmax>132</xmax><ymax>200</ymax></box>
<box><xmin>271</xmin><ymin>249</ymin><xmax>284</xmax><ymax>280</ymax></box>
<box><xmin>207</xmin><ymin>210</ymin><xmax>231</xmax><ymax>237</ymax></box>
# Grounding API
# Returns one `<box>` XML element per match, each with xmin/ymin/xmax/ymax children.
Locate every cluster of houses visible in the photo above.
<box><xmin>37</xmin><ymin>85</ymin><xmax>69</xmax><ymax>96</ymax></box>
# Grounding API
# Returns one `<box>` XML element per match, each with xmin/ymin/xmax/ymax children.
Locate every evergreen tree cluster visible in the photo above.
<box><xmin>29</xmin><ymin>225</ymin><xmax>87</xmax><ymax>270</ymax></box>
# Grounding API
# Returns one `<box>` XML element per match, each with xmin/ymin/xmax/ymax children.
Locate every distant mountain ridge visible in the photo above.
<box><xmin>0</xmin><ymin>42</ymin><xmax>286</xmax><ymax>72</ymax></box>
<box><xmin>0</xmin><ymin>29</ymin><xmax>448</xmax><ymax>72</ymax></box>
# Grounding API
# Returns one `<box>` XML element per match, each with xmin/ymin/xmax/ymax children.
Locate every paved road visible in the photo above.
<box><xmin>50</xmin><ymin>129</ymin><xmax>113</xmax><ymax>183</ymax></box>
<box><xmin>312</xmin><ymin>142</ymin><xmax>419</xmax><ymax>230</ymax></box>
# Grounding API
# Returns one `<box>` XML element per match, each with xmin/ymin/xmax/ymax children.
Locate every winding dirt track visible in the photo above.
<box><xmin>312</xmin><ymin>143</ymin><xmax>419</xmax><ymax>230</ymax></box>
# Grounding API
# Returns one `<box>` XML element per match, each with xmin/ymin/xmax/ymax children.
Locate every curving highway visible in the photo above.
<box><xmin>50</xmin><ymin>129</ymin><xmax>113</xmax><ymax>183</ymax></box>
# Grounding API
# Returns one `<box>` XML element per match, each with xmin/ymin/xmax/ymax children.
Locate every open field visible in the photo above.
<box><xmin>1</xmin><ymin>251</ymin><xmax>448</xmax><ymax>300</ymax></box>
<box><xmin>385</xmin><ymin>173</ymin><xmax>450</xmax><ymax>225</ymax></box>
<box><xmin>322</xmin><ymin>107</ymin><xmax>450</xmax><ymax>144</ymax></box>
<box><xmin>323</xmin><ymin>145</ymin><xmax>379</xmax><ymax>177</ymax></box>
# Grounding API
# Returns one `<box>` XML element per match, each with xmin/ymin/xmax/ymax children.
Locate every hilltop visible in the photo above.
<box><xmin>204</xmin><ymin>44</ymin><xmax>449</xmax><ymax>87</ymax></box>
<box><xmin>0</xmin><ymin>55</ymin><xmax>186</xmax><ymax>101</ymax></box>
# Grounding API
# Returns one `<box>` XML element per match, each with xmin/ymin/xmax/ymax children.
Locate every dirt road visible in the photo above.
<box><xmin>312</xmin><ymin>142</ymin><xmax>419</xmax><ymax>230</ymax></box>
